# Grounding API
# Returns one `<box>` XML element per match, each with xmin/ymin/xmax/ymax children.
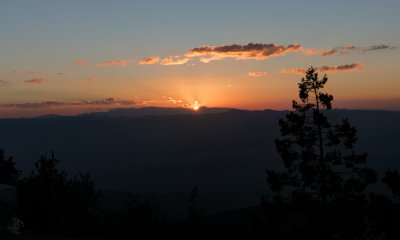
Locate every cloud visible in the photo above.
<box><xmin>166</xmin><ymin>96</ymin><xmax>183</xmax><ymax>104</ymax></box>
<box><xmin>75</xmin><ymin>60</ymin><xmax>93</xmax><ymax>66</ymax></box>
<box><xmin>139</xmin><ymin>56</ymin><xmax>160</xmax><ymax>65</ymax></box>
<box><xmin>160</xmin><ymin>56</ymin><xmax>190</xmax><ymax>65</ymax></box>
<box><xmin>360</xmin><ymin>44</ymin><xmax>392</xmax><ymax>52</ymax></box>
<box><xmin>57</xmin><ymin>72</ymin><xmax>65</xmax><ymax>75</ymax></box>
<box><xmin>185</xmin><ymin>43</ymin><xmax>302</xmax><ymax>62</ymax></box>
<box><xmin>85</xmin><ymin>78</ymin><xmax>93</xmax><ymax>83</ymax></box>
<box><xmin>280</xmin><ymin>68</ymin><xmax>307</xmax><ymax>75</ymax></box>
<box><xmin>281</xmin><ymin>62</ymin><xmax>364</xmax><ymax>75</ymax></box>
<box><xmin>2</xmin><ymin>97</ymin><xmax>136</xmax><ymax>109</ymax></box>
<box><xmin>75</xmin><ymin>59</ymin><xmax>130</xmax><ymax>67</ymax></box>
<box><xmin>248</xmin><ymin>72</ymin><xmax>267</xmax><ymax>77</ymax></box>
<box><xmin>24</xmin><ymin>78</ymin><xmax>43</xmax><ymax>84</ymax></box>
<box><xmin>301</xmin><ymin>48</ymin><xmax>321</xmax><ymax>55</ymax></box>
<box><xmin>301</xmin><ymin>44</ymin><xmax>393</xmax><ymax>56</ymax></box>
<box><xmin>319</xmin><ymin>62</ymin><xmax>364</xmax><ymax>72</ymax></box>
<box><xmin>0</xmin><ymin>80</ymin><xmax>9</xmax><ymax>85</ymax></box>
<box><xmin>26</xmin><ymin>70</ymin><xmax>39</xmax><ymax>74</ymax></box>
<box><xmin>96</xmin><ymin>60</ymin><xmax>127</xmax><ymax>67</ymax></box>
<box><xmin>321</xmin><ymin>49</ymin><xmax>337</xmax><ymax>56</ymax></box>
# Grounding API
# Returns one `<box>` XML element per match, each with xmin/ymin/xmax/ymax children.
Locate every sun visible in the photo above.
<box><xmin>193</xmin><ymin>100</ymin><xmax>200</xmax><ymax>111</ymax></box>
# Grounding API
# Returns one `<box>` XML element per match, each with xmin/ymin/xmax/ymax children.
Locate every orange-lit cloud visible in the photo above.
<box><xmin>166</xmin><ymin>96</ymin><xmax>183</xmax><ymax>104</ymax></box>
<box><xmin>160</xmin><ymin>56</ymin><xmax>189</xmax><ymax>65</ymax></box>
<box><xmin>26</xmin><ymin>70</ymin><xmax>39</xmax><ymax>74</ymax></box>
<box><xmin>139</xmin><ymin>56</ymin><xmax>160</xmax><ymax>65</ymax></box>
<box><xmin>280</xmin><ymin>68</ymin><xmax>307</xmax><ymax>75</ymax></box>
<box><xmin>75</xmin><ymin>59</ymin><xmax>128</xmax><ymax>67</ymax></box>
<box><xmin>321</xmin><ymin>49</ymin><xmax>337</xmax><ymax>56</ymax></box>
<box><xmin>301</xmin><ymin>48</ymin><xmax>320</xmax><ymax>55</ymax></box>
<box><xmin>281</xmin><ymin>62</ymin><xmax>364</xmax><ymax>75</ymax></box>
<box><xmin>96</xmin><ymin>60</ymin><xmax>127</xmax><ymax>67</ymax></box>
<box><xmin>24</xmin><ymin>78</ymin><xmax>43</xmax><ymax>84</ymax></box>
<box><xmin>75</xmin><ymin>60</ymin><xmax>93</xmax><ymax>66</ymax></box>
<box><xmin>248</xmin><ymin>72</ymin><xmax>267</xmax><ymax>77</ymax></box>
<box><xmin>140</xmin><ymin>43</ymin><xmax>394</xmax><ymax>66</ymax></box>
<box><xmin>185</xmin><ymin>43</ymin><xmax>302</xmax><ymax>62</ymax></box>
<box><xmin>85</xmin><ymin>78</ymin><xmax>93</xmax><ymax>83</ymax></box>
<box><xmin>2</xmin><ymin>97</ymin><xmax>136</xmax><ymax>109</ymax></box>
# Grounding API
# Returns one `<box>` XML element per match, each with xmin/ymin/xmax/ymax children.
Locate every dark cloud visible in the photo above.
<box><xmin>281</xmin><ymin>62</ymin><xmax>364</xmax><ymax>75</ymax></box>
<box><xmin>185</xmin><ymin>43</ymin><xmax>302</xmax><ymax>62</ymax></box>
<box><xmin>2</xmin><ymin>97</ymin><xmax>136</xmax><ymax>109</ymax></box>
<box><xmin>319</xmin><ymin>62</ymin><xmax>364</xmax><ymax>72</ymax></box>
<box><xmin>360</xmin><ymin>44</ymin><xmax>393</xmax><ymax>52</ymax></box>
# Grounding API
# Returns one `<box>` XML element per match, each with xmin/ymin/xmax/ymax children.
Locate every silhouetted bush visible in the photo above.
<box><xmin>17</xmin><ymin>152</ymin><xmax>102</xmax><ymax>235</ymax></box>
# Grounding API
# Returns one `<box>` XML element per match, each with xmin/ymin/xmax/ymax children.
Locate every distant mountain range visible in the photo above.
<box><xmin>34</xmin><ymin>106</ymin><xmax>235</xmax><ymax>119</ymax></box>
<box><xmin>1</xmin><ymin>107</ymin><xmax>399</xmax><ymax>213</ymax></box>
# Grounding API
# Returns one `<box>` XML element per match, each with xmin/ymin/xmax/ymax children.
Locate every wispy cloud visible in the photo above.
<box><xmin>281</xmin><ymin>62</ymin><xmax>364</xmax><ymax>75</ymax></box>
<box><xmin>360</xmin><ymin>44</ymin><xmax>393</xmax><ymax>52</ymax></box>
<box><xmin>319</xmin><ymin>62</ymin><xmax>364</xmax><ymax>72</ymax></box>
<box><xmin>24</xmin><ymin>78</ymin><xmax>43</xmax><ymax>84</ymax></box>
<box><xmin>160</xmin><ymin>56</ymin><xmax>190</xmax><ymax>65</ymax></box>
<box><xmin>75</xmin><ymin>60</ymin><xmax>93</xmax><ymax>66</ymax></box>
<box><xmin>96</xmin><ymin>60</ymin><xmax>127</xmax><ymax>67</ymax></box>
<box><xmin>248</xmin><ymin>72</ymin><xmax>267</xmax><ymax>77</ymax></box>
<box><xmin>280</xmin><ymin>68</ymin><xmax>307</xmax><ymax>75</ymax></box>
<box><xmin>2</xmin><ymin>97</ymin><xmax>136</xmax><ymax>109</ymax></box>
<box><xmin>139</xmin><ymin>56</ymin><xmax>160</xmax><ymax>65</ymax></box>
<box><xmin>75</xmin><ymin>59</ymin><xmax>129</xmax><ymax>67</ymax></box>
<box><xmin>303</xmin><ymin>44</ymin><xmax>395</xmax><ymax>56</ymax></box>
<box><xmin>85</xmin><ymin>78</ymin><xmax>93</xmax><ymax>83</ymax></box>
<box><xmin>321</xmin><ymin>49</ymin><xmax>337</xmax><ymax>56</ymax></box>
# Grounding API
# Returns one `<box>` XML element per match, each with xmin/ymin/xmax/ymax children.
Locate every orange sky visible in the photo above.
<box><xmin>1</xmin><ymin>1</ymin><xmax>399</xmax><ymax>118</ymax></box>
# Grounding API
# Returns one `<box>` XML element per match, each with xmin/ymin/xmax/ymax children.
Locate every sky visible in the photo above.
<box><xmin>0</xmin><ymin>0</ymin><xmax>399</xmax><ymax>117</ymax></box>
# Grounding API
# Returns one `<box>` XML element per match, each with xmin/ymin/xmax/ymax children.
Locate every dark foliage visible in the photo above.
<box><xmin>264</xmin><ymin>67</ymin><xmax>384</xmax><ymax>239</ymax></box>
<box><xmin>17</xmin><ymin>152</ymin><xmax>102</xmax><ymax>235</ymax></box>
<box><xmin>266</xmin><ymin>67</ymin><xmax>377</xmax><ymax>202</ymax></box>
<box><xmin>383</xmin><ymin>169</ymin><xmax>400</xmax><ymax>200</ymax></box>
<box><xmin>0</xmin><ymin>148</ymin><xmax>21</xmax><ymax>185</ymax></box>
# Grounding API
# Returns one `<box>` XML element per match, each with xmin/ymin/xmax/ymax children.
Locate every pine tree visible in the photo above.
<box><xmin>266</xmin><ymin>67</ymin><xmax>377</xmax><ymax>202</ymax></box>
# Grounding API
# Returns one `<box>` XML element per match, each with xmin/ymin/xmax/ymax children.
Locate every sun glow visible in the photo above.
<box><xmin>193</xmin><ymin>100</ymin><xmax>200</xmax><ymax>111</ymax></box>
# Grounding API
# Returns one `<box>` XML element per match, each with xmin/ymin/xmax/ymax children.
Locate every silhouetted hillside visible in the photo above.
<box><xmin>77</xmin><ymin>106</ymin><xmax>233</xmax><ymax>118</ymax></box>
<box><xmin>0</xmin><ymin>107</ymin><xmax>399</xmax><ymax>213</ymax></box>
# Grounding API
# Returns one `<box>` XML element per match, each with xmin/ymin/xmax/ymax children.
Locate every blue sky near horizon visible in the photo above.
<box><xmin>0</xmin><ymin>0</ymin><xmax>399</xmax><ymax>117</ymax></box>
